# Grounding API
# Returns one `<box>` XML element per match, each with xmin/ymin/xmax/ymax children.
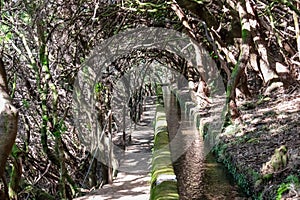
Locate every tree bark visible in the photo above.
<box><xmin>0</xmin><ymin>58</ymin><xmax>18</xmax><ymax>193</ymax></box>
<box><xmin>245</xmin><ymin>0</ymin><xmax>278</xmax><ymax>84</ymax></box>
<box><xmin>175</xmin><ymin>0</ymin><xmax>219</xmax><ymax>29</ymax></box>
<box><xmin>227</xmin><ymin>1</ymin><xmax>251</xmax><ymax>120</ymax></box>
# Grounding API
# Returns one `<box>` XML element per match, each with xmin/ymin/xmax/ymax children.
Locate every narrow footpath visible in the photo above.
<box><xmin>75</xmin><ymin>96</ymin><xmax>156</xmax><ymax>200</ymax></box>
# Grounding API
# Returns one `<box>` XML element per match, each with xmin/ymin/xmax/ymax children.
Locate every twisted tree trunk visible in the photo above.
<box><xmin>0</xmin><ymin>58</ymin><xmax>18</xmax><ymax>198</ymax></box>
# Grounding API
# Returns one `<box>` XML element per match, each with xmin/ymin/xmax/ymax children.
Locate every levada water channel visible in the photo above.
<box><xmin>162</xmin><ymin>86</ymin><xmax>247</xmax><ymax>200</ymax></box>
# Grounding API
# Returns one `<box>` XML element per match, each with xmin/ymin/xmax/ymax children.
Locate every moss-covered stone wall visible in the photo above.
<box><xmin>150</xmin><ymin>85</ymin><xmax>179</xmax><ymax>200</ymax></box>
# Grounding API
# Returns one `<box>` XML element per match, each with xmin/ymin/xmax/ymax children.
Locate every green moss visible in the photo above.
<box><xmin>214</xmin><ymin>143</ymin><xmax>253</xmax><ymax>196</ymax></box>
<box><xmin>150</xmin><ymin>167</ymin><xmax>175</xmax><ymax>185</ymax></box>
<box><xmin>154</xmin><ymin>132</ymin><xmax>169</xmax><ymax>147</ymax></box>
<box><xmin>155</xmin><ymin>125</ymin><xmax>167</xmax><ymax>132</ymax></box>
<box><xmin>223</xmin><ymin>124</ymin><xmax>241</xmax><ymax>136</ymax></box>
<box><xmin>195</xmin><ymin>114</ymin><xmax>201</xmax><ymax>130</ymax></box>
<box><xmin>150</xmin><ymin>181</ymin><xmax>179</xmax><ymax>200</ymax></box>
<box><xmin>156</xmin><ymin>115</ymin><xmax>166</xmax><ymax>121</ymax></box>
<box><xmin>151</xmin><ymin>98</ymin><xmax>179</xmax><ymax>200</ymax></box>
<box><xmin>152</xmin><ymin>157</ymin><xmax>172</xmax><ymax>170</ymax></box>
<box><xmin>155</xmin><ymin>84</ymin><xmax>164</xmax><ymax>105</ymax></box>
<box><xmin>199</xmin><ymin>120</ymin><xmax>209</xmax><ymax>138</ymax></box>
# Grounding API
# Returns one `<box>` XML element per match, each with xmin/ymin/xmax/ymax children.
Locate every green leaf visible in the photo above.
<box><xmin>276</xmin><ymin>183</ymin><xmax>289</xmax><ymax>200</ymax></box>
<box><xmin>0</xmin><ymin>24</ymin><xmax>10</xmax><ymax>32</ymax></box>
<box><xmin>286</xmin><ymin>175</ymin><xmax>299</xmax><ymax>186</ymax></box>
<box><xmin>246</xmin><ymin>138</ymin><xmax>259</xmax><ymax>143</ymax></box>
<box><xmin>11</xmin><ymin>144</ymin><xmax>21</xmax><ymax>158</ymax></box>
<box><xmin>53</xmin><ymin>130</ymin><xmax>61</xmax><ymax>137</ymax></box>
<box><xmin>5</xmin><ymin>32</ymin><xmax>12</xmax><ymax>41</ymax></box>
<box><xmin>42</xmin><ymin>115</ymin><xmax>49</xmax><ymax>121</ymax></box>
<box><xmin>22</xmin><ymin>99</ymin><xmax>30</xmax><ymax>108</ymax></box>
<box><xmin>21</xmin><ymin>12</ymin><xmax>30</xmax><ymax>24</ymax></box>
<box><xmin>242</xmin><ymin>29</ymin><xmax>250</xmax><ymax>42</ymax></box>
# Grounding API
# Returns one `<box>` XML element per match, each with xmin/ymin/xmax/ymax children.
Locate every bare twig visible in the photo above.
<box><xmin>293</xmin><ymin>2</ymin><xmax>300</xmax><ymax>55</ymax></box>
<box><xmin>170</xmin><ymin>0</ymin><xmax>196</xmax><ymax>40</ymax></box>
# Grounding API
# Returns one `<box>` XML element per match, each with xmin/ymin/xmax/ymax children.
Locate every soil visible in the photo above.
<box><xmin>217</xmin><ymin>87</ymin><xmax>300</xmax><ymax>199</ymax></box>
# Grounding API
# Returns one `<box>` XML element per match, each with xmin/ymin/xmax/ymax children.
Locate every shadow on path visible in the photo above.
<box><xmin>75</xmin><ymin>96</ymin><xmax>157</xmax><ymax>200</ymax></box>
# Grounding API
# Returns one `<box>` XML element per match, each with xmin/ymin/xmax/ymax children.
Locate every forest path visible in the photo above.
<box><xmin>75</xmin><ymin>96</ymin><xmax>157</xmax><ymax>200</ymax></box>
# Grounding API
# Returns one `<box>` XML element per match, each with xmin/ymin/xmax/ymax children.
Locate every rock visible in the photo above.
<box><xmin>261</xmin><ymin>145</ymin><xmax>288</xmax><ymax>175</ymax></box>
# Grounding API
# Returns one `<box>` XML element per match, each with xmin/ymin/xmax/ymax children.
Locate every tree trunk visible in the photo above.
<box><xmin>108</xmin><ymin>111</ymin><xmax>113</xmax><ymax>184</ymax></box>
<box><xmin>0</xmin><ymin>58</ymin><xmax>18</xmax><ymax>197</ymax></box>
<box><xmin>245</xmin><ymin>0</ymin><xmax>278</xmax><ymax>84</ymax></box>
<box><xmin>227</xmin><ymin>1</ymin><xmax>251</xmax><ymax>121</ymax></box>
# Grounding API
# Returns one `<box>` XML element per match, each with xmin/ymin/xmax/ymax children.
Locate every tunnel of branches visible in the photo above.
<box><xmin>84</xmin><ymin>48</ymin><xmax>199</xmax><ymax>159</ymax></box>
<box><xmin>0</xmin><ymin>0</ymin><xmax>299</xmax><ymax>199</ymax></box>
<box><xmin>95</xmin><ymin>48</ymin><xmax>200</xmax><ymax>126</ymax></box>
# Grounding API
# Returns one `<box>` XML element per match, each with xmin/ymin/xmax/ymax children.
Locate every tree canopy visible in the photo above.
<box><xmin>0</xmin><ymin>0</ymin><xmax>299</xmax><ymax>199</ymax></box>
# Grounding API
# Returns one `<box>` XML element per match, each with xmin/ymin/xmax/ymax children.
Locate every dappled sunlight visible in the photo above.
<box><xmin>218</xmin><ymin>91</ymin><xmax>300</xmax><ymax>198</ymax></box>
<box><xmin>76</xmin><ymin>172</ymin><xmax>150</xmax><ymax>200</ymax></box>
<box><xmin>75</xmin><ymin>96</ymin><xmax>156</xmax><ymax>199</ymax></box>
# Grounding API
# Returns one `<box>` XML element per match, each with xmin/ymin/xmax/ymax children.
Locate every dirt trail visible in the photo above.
<box><xmin>75</xmin><ymin>97</ymin><xmax>157</xmax><ymax>200</ymax></box>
